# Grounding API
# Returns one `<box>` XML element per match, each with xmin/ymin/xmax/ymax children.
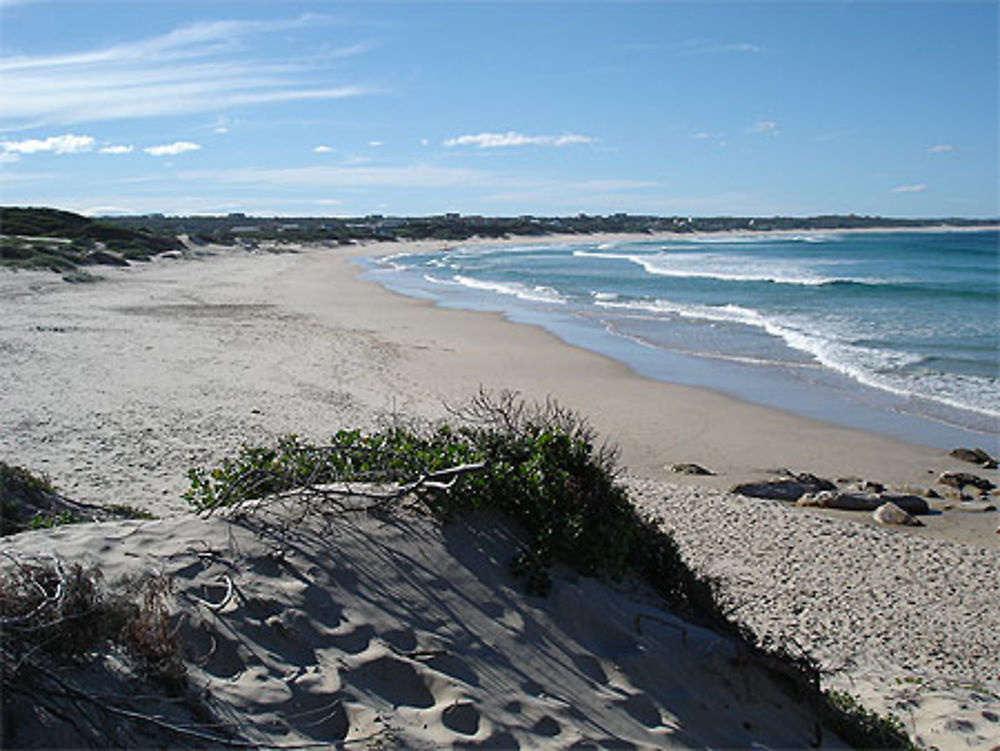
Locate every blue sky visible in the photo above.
<box><xmin>1</xmin><ymin>1</ymin><xmax>996</xmax><ymax>218</ymax></box>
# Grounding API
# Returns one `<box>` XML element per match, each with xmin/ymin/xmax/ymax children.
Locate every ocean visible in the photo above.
<box><xmin>360</xmin><ymin>229</ymin><xmax>999</xmax><ymax>450</ymax></box>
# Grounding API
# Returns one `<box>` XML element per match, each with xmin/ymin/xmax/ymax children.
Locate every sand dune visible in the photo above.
<box><xmin>3</xmin><ymin>499</ymin><xmax>841</xmax><ymax>749</ymax></box>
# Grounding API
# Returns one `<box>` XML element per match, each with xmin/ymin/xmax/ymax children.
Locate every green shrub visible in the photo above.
<box><xmin>184</xmin><ymin>391</ymin><xmax>730</xmax><ymax>619</ymax></box>
<box><xmin>183</xmin><ymin>392</ymin><xmax>919</xmax><ymax>747</ymax></box>
<box><xmin>823</xmin><ymin>690</ymin><xmax>922</xmax><ymax>750</ymax></box>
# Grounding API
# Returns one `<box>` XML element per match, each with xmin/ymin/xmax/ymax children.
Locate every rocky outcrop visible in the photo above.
<box><xmin>797</xmin><ymin>491</ymin><xmax>930</xmax><ymax>515</ymax></box>
<box><xmin>939</xmin><ymin>472</ymin><xmax>996</xmax><ymax>493</ymax></box>
<box><xmin>949</xmin><ymin>447</ymin><xmax>998</xmax><ymax>469</ymax></box>
<box><xmin>731</xmin><ymin>472</ymin><xmax>836</xmax><ymax>502</ymax></box>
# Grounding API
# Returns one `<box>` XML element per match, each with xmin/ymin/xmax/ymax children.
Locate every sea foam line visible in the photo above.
<box><xmin>596</xmin><ymin>298</ymin><xmax>999</xmax><ymax>417</ymax></box>
<box><xmin>574</xmin><ymin>250</ymin><xmax>874</xmax><ymax>287</ymax></box>
<box><xmin>424</xmin><ymin>273</ymin><xmax>568</xmax><ymax>305</ymax></box>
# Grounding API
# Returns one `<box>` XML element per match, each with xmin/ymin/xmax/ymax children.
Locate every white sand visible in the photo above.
<box><xmin>2</xmin><ymin>499</ymin><xmax>840</xmax><ymax>749</ymax></box>
<box><xmin>2</xmin><ymin>240</ymin><xmax>998</xmax><ymax>749</ymax></box>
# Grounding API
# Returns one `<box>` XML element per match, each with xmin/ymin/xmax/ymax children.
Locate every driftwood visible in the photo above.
<box><xmin>210</xmin><ymin>461</ymin><xmax>488</xmax><ymax>519</ymax></box>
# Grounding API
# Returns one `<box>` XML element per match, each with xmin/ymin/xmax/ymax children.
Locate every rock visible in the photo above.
<box><xmin>847</xmin><ymin>480</ymin><xmax>885</xmax><ymax>494</ymax></box>
<box><xmin>949</xmin><ymin>447</ymin><xmax>998</xmax><ymax>469</ymax></box>
<box><xmin>873</xmin><ymin>501</ymin><xmax>924</xmax><ymax>526</ymax></box>
<box><xmin>796</xmin><ymin>491</ymin><xmax>839</xmax><ymax>507</ymax></box>
<box><xmin>797</xmin><ymin>492</ymin><xmax>930</xmax><ymax>515</ymax></box>
<box><xmin>880</xmin><ymin>494</ymin><xmax>932</xmax><ymax>515</ymax></box>
<box><xmin>939</xmin><ymin>472</ymin><xmax>996</xmax><ymax>492</ymax></box>
<box><xmin>733</xmin><ymin>472</ymin><xmax>836</xmax><ymax>502</ymax></box>
<box><xmin>669</xmin><ymin>463</ymin><xmax>714</xmax><ymax>476</ymax></box>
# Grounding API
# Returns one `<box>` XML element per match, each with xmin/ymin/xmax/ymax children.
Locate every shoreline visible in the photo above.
<box><xmin>296</xmin><ymin>239</ymin><xmax>998</xmax><ymax>549</ymax></box>
<box><xmin>350</xmin><ymin>226</ymin><xmax>999</xmax><ymax>450</ymax></box>
<box><xmin>1</xmin><ymin>237</ymin><xmax>996</xmax><ymax>548</ymax></box>
<box><xmin>2</xmin><ymin>239</ymin><xmax>998</xmax><ymax>749</ymax></box>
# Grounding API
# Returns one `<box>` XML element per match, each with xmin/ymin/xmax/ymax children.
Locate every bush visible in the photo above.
<box><xmin>185</xmin><ymin>390</ymin><xmax>731</xmax><ymax>621</ymax></box>
<box><xmin>1</xmin><ymin>462</ymin><xmax>157</xmax><ymax>535</ymax></box>
<box><xmin>823</xmin><ymin>691</ymin><xmax>921</xmax><ymax>750</ymax></box>
<box><xmin>183</xmin><ymin>391</ymin><xmax>920</xmax><ymax>747</ymax></box>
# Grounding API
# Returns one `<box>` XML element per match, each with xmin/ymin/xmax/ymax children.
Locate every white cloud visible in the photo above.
<box><xmin>890</xmin><ymin>183</ymin><xmax>926</xmax><ymax>193</ymax></box>
<box><xmin>144</xmin><ymin>141</ymin><xmax>201</xmax><ymax>157</ymax></box>
<box><xmin>0</xmin><ymin>16</ymin><xmax>372</xmax><ymax>127</ymax></box>
<box><xmin>926</xmin><ymin>144</ymin><xmax>956</xmax><ymax>153</ymax></box>
<box><xmin>443</xmin><ymin>131</ymin><xmax>596</xmax><ymax>148</ymax></box>
<box><xmin>368</xmin><ymin>140</ymin><xmax>383</xmax><ymax>147</ymax></box>
<box><xmin>99</xmin><ymin>144</ymin><xmax>133</xmax><ymax>154</ymax></box>
<box><xmin>313</xmin><ymin>145</ymin><xmax>334</xmax><ymax>153</ymax></box>
<box><xmin>0</xmin><ymin>133</ymin><xmax>95</xmax><ymax>154</ymax></box>
<box><xmin>749</xmin><ymin>120</ymin><xmax>781</xmax><ymax>136</ymax></box>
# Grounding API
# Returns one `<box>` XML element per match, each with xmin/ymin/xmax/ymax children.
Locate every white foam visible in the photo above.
<box><xmin>450</xmin><ymin>274</ymin><xmax>568</xmax><ymax>305</ymax></box>
<box><xmin>596</xmin><ymin>297</ymin><xmax>999</xmax><ymax>418</ymax></box>
<box><xmin>574</xmin><ymin>249</ymin><xmax>878</xmax><ymax>287</ymax></box>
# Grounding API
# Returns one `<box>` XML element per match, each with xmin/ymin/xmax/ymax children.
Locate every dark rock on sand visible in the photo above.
<box><xmin>949</xmin><ymin>447</ymin><xmax>998</xmax><ymax>469</ymax></box>
<box><xmin>731</xmin><ymin>472</ymin><xmax>835</xmax><ymax>501</ymax></box>
<box><xmin>939</xmin><ymin>472</ymin><xmax>996</xmax><ymax>493</ymax></box>
<box><xmin>669</xmin><ymin>463</ymin><xmax>714</xmax><ymax>476</ymax></box>
<box><xmin>797</xmin><ymin>492</ymin><xmax>930</xmax><ymax>515</ymax></box>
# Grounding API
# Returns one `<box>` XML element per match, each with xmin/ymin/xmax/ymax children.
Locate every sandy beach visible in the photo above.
<box><xmin>2</xmin><ymin>239</ymin><xmax>998</xmax><ymax>749</ymax></box>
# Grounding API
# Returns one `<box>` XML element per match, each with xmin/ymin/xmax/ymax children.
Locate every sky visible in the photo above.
<box><xmin>0</xmin><ymin>1</ymin><xmax>996</xmax><ymax>218</ymax></box>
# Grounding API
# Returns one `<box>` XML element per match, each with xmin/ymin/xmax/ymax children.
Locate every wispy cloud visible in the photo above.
<box><xmin>693</xmin><ymin>130</ymin><xmax>727</xmax><ymax>146</ymax></box>
<box><xmin>99</xmin><ymin>144</ymin><xmax>133</xmax><ymax>154</ymax></box>
<box><xmin>313</xmin><ymin>145</ymin><xmax>334</xmax><ymax>154</ymax></box>
<box><xmin>677</xmin><ymin>39</ymin><xmax>761</xmax><ymax>55</ymax></box>
<box><xmin>0</xmin><ymin>15</ymin><xmax>373</xmax><ymax>128</ymax></box>
<box><xmin>890</xmin><ymin>183</ymin><xmax>926</xmax><ymax>193</ymax></box>
<box><xmin>144</xmin><ymin>141</ymin><xmax>201</xmax><ymax>157</ymax></box>
<box><xmin>749</xmin><ymin>120</ymin><xmax>781</xmax><ymax>136</ymax></box>
<box><xmin>0</xmin><ymin>133</ymin><xmax>94</xmax><ymax>154</ymax></box>
<box><xmin>926</xmin><ymin>144</ymin><xmax>956</xmax><ymax>153</ymax></box>
<box><xmin>443</xmin><ymin>131</ymin><xmax>596</xmax><ymax>148</ymax></box>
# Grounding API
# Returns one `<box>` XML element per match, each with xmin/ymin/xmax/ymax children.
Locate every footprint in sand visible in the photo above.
<box><xmin>616</xmin><ymin>692</ymin><xmax>662</xmax><ymax>728</ymax></box>
<box><xmin>347</xmin><ymin>654</ymin><xmax>435</xmax><ymax>709</ymax></box>
<box><xmin>327</xmin><ymin>623</ymin><xmax>375</xmax><ymax>655</ymax></box>
<box><xmin>442</xmin><ymin>701</ymin><xmax>480</xmax><ymax>735</ymax></box>
<box><xmin>571</xmin><ymin>653</ymin><xmax>608</xmax><ymax>685</ymax></box>
<box><xmin>531</xmin><ymin>715</ymin><xmax>561</xmax><ymax>737</ymax></box>
<box><xmin>380</xmin><ymin>627</ymin><xmax>418</xmax><ymax>652</ymax></box>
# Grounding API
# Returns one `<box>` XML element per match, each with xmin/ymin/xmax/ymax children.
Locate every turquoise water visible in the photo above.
<box><xmin>361</xmin><ymin>230</ymin><xmax>999</xmax><ymax>449</ymax></box>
